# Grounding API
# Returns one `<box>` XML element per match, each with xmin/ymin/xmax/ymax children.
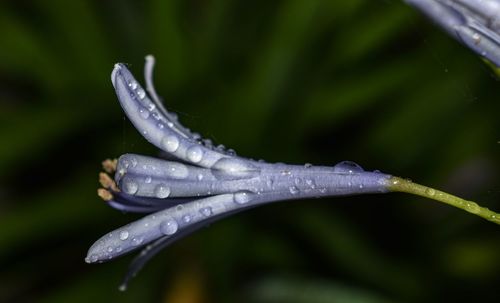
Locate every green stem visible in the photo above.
<box><xmin>387</xmin><ymin>176</ymin><xmax>500</xmax><ymax>225</ymax></box>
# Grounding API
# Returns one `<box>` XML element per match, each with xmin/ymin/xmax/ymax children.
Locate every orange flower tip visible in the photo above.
<box><xmin>97</xmin><ymin>188</ymin><xmax>113</xmax><ymax>201</ymax></box>
<box><xmin>102</xmin><ymin>159</ymin><xmax>118</xmax><ymax>174</ymax></box>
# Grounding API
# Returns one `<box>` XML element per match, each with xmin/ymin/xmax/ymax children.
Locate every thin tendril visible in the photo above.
<box><xmin>387</xmin><ymin>176</ymin><xmax>500</xmax><ymax>225</ymax></box>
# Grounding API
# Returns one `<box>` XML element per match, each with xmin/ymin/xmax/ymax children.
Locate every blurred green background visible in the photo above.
<box><xmin>0</xmin><ymin>0</ymin><xmax>499</xmax><ymax>302</ymax></box>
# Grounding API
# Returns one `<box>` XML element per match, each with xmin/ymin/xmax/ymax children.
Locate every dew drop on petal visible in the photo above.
<box><xmin>200</xmin><ymin>207</ymin><xmax>212</xmax><ymax>217</ymax></box>
<box><xmin>182</xmin><ymin>214</ymin><xmax>192</xmax><ymax>223</ymax></box>
<box><xmin>90</xmin><ymin>254</ymin><xmax>98</xmax><ymax>263</ymax></box>
<box><xmin>234</xmin><ymin>191</ymin><xmax>253</xmax><ymax>204</ymax></box>
<box><xmin>187</xmin><ymin>146</ymin><xmax>203</xmax><ymax>163</ymax></box>
<box><xmin>123</xmin><ymin>180</ymin><xmax>138</xmax><ymax>195</ymax></box>
<box><xmin>160</xmin><ymin>219</ymin><xmax>178</xmax><ymax>235</ymax></box>
<box><xmin>162</xmin><ymin>135</ymin><xmax>180</xmax><ymax>152</ymax></box>
<box><xmin>155</xmin><ymin>184</ymin><xmax>171</xmax><ymax>198</ymax></box>
<box><xmin>128</xmin><ymin>81</ymin><xmax>138</xmax><ymax>90</ymax></box>
<box><xmin>139</xmin><ymin>107</ymin><xmax>150</xmax><ymax>119</ymax></box>
<box><xmin>145</xmin><ymin>176</ymin><xmax>152</xmax><ymax>184</ymax></box>
<box><xmin>332</xmin><ymin>161</ymin><xmax>364</xmax><ymax>174</ymax></box>
<box><xmin>131</xmin><ymin>237</ymin><xmax>144</xmax><ymax>246</ymax></box>
<box><xmin>119</xmin><ymin>230</ymin><xmax>129</xmax><ymax>240</ymax></box>
<box><xmin>137</xmin><ymin>89</ymin><xmax>146</xmax><ymax>99</ymax></box>
<box><xmin>289</xmin><ymin>186</ymin><xmax>299</xmax><ymax>195</ymax></box>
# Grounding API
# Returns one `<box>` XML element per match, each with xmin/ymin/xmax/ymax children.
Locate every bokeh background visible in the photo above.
<box><xmin>1</xmin><ymin>0</ymin><xmax>499</xmax><ymax>302</ymax></box>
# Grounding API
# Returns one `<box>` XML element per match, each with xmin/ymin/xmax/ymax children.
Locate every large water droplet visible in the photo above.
<box><xmin>212</xmin><ymin>158</ymin><xmax>259</xmax><ymax>180</ymax></box>
<box><xmin>119</xmin><ymin>230</ymin><xmax>129</xmax><ymax>240</ymax></box>
<box><xmin>160</xmin><ymin>219</ymin><xmax>178</xmax><ymax>235</ymax></box>
<box><xmin>332</xmin><ymin>161</ymin><xmax>364</xmax><ymax>174</ymax></box>
<box><xmin>186</xmin><ymin>146</ymin><xmax>203</xmax><ymax>163</ymax></box>
<box><xmin>162</xmin><ymin>135</ymin><xmax>180</xmax><ymax>152</ymax></box>
<box><xmin>155</xmin><ymin>184</ymin><xmax>171</xmax><ymax>198</ymax></box>
<box><xmin>234</xmin><ymin>191</ymin><xmax>253</xmax><ymax>204</ymax></box>
<box><xmin>123</xmin><ymin>179</ymin><xmax>138</xmax><ymax>195</ymax></box>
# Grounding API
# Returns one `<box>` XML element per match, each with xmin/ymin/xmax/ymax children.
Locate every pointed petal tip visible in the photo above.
<box><xmin>111</xmin><ymin>63</ymin><xmax>123</xmax><ymax>87</ymax></box>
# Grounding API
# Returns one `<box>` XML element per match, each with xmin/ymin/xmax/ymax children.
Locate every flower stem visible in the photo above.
<box><xmin>387</xmin><ymin>176</ymin><xmax>500</xmax><ymax>225</ymax></box>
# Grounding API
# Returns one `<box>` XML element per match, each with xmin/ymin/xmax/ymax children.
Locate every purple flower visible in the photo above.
<box><xmin>406</xmin><ymin>0</ymin><xmax>500</xmax><ymax>66</ymax></box>
<box><xmin>87</xmin><ymin>56</ymin><xmax>499</xmax><ymax>290</ymax></box>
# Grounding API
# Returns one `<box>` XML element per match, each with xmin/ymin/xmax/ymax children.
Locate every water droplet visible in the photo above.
<box><xmin>131</xmin><ymin>237</ymin><xmax>143</xmax><ymax>246</ymax></box>
<box><xmin>305</xmin><ymin>178</ymin><xmax>316</xmax><ymax>189</ymax></box>
<box><xmin>289</xmin><ymin>186</ymin><xmax>299</xmax><ymax>195</ymax></box>
<box><xmin>234</xmin><ymin>191</ymin><xmax>253</xmax><ymax>204</ymax></box>
<box><xmin>145</xmin><ymin>176</ymin><xmax>152</xmax><ymax>184</ymax></box>
<box><xmin>186</xmin><ymin>146</ymin><xmax>203</xmax><ymax>163</ymax></box>
<box><xmin>160</xmin><ymin>219</ymin><xmax>178</xmax><ymax>235</ymax></box>
<box><xmin>116</xmin><ymin>246</ymin><xmax>122</xmax><ymax>253</ymax></box>
<box><xmin>197</xmin><ymin>174</ymin><xmax>204</xmax><ymax>181</ymax></box>
<box><xmin>89</xmin><ymin>254</ymin><xmax>98</xmax><ymax>263</ymax></box>
<box><xmin>129</xmin><ymin>81</ymin><xmax>138</xmax><ymax>90</ymax></box>
<box><xmin>200</xmin><ymin>207</ymin><xmax>212</xmax><ymax>217</ymax></box>
<box><xmin>123</xmin><ymin>180</ymin><xmax>138</xmax><ymax>195</ymax></box>
<box><xmin>182</xmin><ymin>214</ymin><xmax>192</xmax><ymax>223</ymax></box>
<box><xmin>167</xmin><ymin>163</ymin><xmax>189</xmax><ymax>179</ymax></box>
<box><xmin>137</xmin><ymin>89</ymin><xmax>146</xmax><ymax>99</ymax></box>
<box><xmin>332</xmin><ymin>161</ymin><xmax>364</xmax><ymax>174</ymax></box>
<box><xmin>294</xmin><ymin>178</ymin><xmax>302</xmax><ymax>186</ymax></box>
<box><xmin>212</xmin><ymin>158</ymin><xmax>259</xmax><ymax>180</ymax></box>
<box><xmin>157</xmin><ymin>123</ymin><xmax>164</xmax><ymax>129</ymax></box>
<box><xmin>425</xmin><ymin>188</ymin><xmax>435</xmax><ymax>196</ymax></box>
<box><xmin>162</xmin><ymin>135</ymin><xmax>180</xmax><ymax>152</ymax></box>
<box><xmin>304</xmin><ymin>163</ymin><xmax>312</xmax><ymax>168</ymax></box>
<box><xmin>107</xmin><ymin>246</ymin><xmax>114</xmax><ymax>253</ymax></box>
<box><xmin>155</xmin><ymin>184</ymin><xmax>171</xmax><ymax>198</ymax></box>
<box><xmin>147</xmin><ymin>103</ymin><xmax>156</xmax><ymax>111</ymax></box>
<box><xmin>119</xmin><ymin>230</ymin><xmax>129</xmax><ymax>240</ymax></box>
<box><xmin>139</xmin><ymin>107</ymin><xmax>150</xmax><ymax>119</ymax></box>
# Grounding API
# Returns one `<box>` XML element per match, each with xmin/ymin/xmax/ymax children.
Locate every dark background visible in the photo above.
<box><xmin>0</xmin><ymin>0</ymin><xmax>499</xmax><ymax>302</ymax></box>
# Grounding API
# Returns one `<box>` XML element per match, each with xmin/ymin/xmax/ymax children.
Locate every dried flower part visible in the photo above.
<box><xmin>102</xmin><ymin>158</ymin><xmax>118</xmax><ymax>174</ymax></box>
